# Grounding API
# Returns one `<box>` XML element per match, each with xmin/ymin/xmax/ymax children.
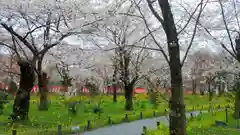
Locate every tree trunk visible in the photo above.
<box><xmin>37</xmin><ymin>57</ymin><xmax>48</xmax><ymax>110</ymax></box>
<box><xmin>192</xmin><ymin>79</ymin><xmax>196</xmax><ymax>95</ymax></box>
<box><xmin>218</xmin><ymin>81</ymin><xmax>224</xmax><ymax>96</ymax></box>
<box><xmin>158</xmin><ymin>1</ymin><xmax>186</xmax><ymax>135</ymax></box>
<box><xmin>235</xmin><ymin>37</ymin><xmax>240</xmax><ymax>118</ymax></box>
<box><xmin>235</xmin><ymin>90</ymin><xmax>240</xmax><ymax>118</ymax></box>
<box><xmin>208</xmin><ymin>82</ymin><xmax>213</xmax><ymax>101</ymax></box>
<box><xmin>124</xmin><ymin>84</ymin><xmax>133</xmax><ymax>110</ymax></box>
<box><xmin>112</xmin><ymin>67</ymin><xmax>117</xmax><ymax>103</ymax></box>
<box><xmin>168</xmin><ymin>46</ymin><xmax>186</xmax><ymax>135</ymax></box>
<box><xmin>11</xmin><ymin>60</ymin><xmax>35</xmax><ymax>121</ymax></box>
<box><xmin>199</xmin><ymin>84</ymin><xmax>205</xmax><ymax>95</ymax></box>
<box><xmin>113</xmin><ymin>85</ymin><xmax>117</xmax><ymax>103</ymax></box>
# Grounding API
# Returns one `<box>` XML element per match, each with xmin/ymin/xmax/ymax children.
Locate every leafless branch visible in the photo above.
<box><xmin>232</xmin><ymin>0</ymin><xmax>240</xmax><ymax>31</ymax></box>
<box><xmin>218</xmin><ymin>0</ymin><xmax>237</xmax><ymax>55</ymax></box>
<box><xmin>1</xmin><ymin>23</ymin><xmax>37</xmax><ymax>54</ymax></box>
<box><xmin>181</xmin><ymin>0</ymin><xmax>207</xmax><ymax>67</ymax></box>
<box><xmin>133</xmin><ymin>0</ymin><xmax>170</xmax><ymax>64</ymax></box>
<box><xmin>182</xmin><ymin>3</ymin><xmax>238</xmax><ymax>60</ymax></box>
<box><xmin>146</xmin><ymin>0</ymin><xmax>164</xmax><ymax>26</ymax></box>
<box><xmin>177</xmin><ymin>1</ymin><xmax>203</xmax><ymax>34</ymax></box>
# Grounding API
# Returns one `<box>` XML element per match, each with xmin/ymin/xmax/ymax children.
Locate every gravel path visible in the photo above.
<box><xmin>77</xmin><ymin>111</ymin><xmax>207</xmax><ymax>135</ymax></box>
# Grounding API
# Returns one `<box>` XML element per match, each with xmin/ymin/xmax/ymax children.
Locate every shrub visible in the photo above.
<box><xmin>68</xmin><ymin>101</ymin><xmax>79</xmax><ymax>115</ymax></box>
<box><xmin>0</xmin><ymin>90</ymin><xmax>9</xmax><ymax>115</ymax></box>
<box><xmin>92</xmin><ymin>106</ymin><xmax>102</xmax><ymax>114</ymax></box>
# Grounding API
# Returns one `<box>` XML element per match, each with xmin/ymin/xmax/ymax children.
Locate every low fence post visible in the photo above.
<box><xmin>108</xmin><ymin>116</ymin><xmax>111</xmax><ymax>124</ymax></box>
<box><xmin>87</xmin><ymin>120</ymin><xmax>91</xmax><ymax>130</ymax></box>
<box><xmin>143</xmin><ymin>126</ymin><xmax>147</xmax><ymax>135</ymax></box>
<box><xmin>140</xmin><ymin>112</ymin><xmax>143</xmax><ymax>119</ymax></box>
<box><xmin>225</xmin><ymin>108</ymin><xmax>228</xmax><ymax>123</ymax></box>
<box><xmin>157</xmin><ymin>121</ymin><xmax>160</xmax><ymax>129</ymax></box>
<box><xmin>58</xmin><ymin>125</ymin><xmax>62</xmax><ymax>135</ymax></box>
<box><xmin>190</xmin><ymin>113</ymin><xmax>193</xmax><ymax>120</ymax></box>
<box><xmin>218</xmin><ymin>105</ymin><xmax>221</xmax><ymax>111</ymax></box>
<box><xmin>12</xmin><ymin>130</ymin><xmax>17</xmax><ymax>135</ymax></box>
<box><xmin>125</xmin><ymin>114</ymin><xmax>128</xmax><ymax>122</ymax></box>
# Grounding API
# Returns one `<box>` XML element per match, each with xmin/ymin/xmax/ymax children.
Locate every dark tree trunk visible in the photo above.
<box><xmin>168</xmin><ymin>45</ymin><xmax>186</xmax><ymax>135</ymax></box>
<box><xmin>235</xmin><ymin>38</ymin><xmax>240</xmax><ymax>118</ymax></box>
<box><xmin>208</xmin><ymin>82</ymin><xmax>213</xmax><ymax>101</ymax></box>
<box><xmin>158</xmin><ymin>1</ymin><xmax>186</xmax><ymax>135</ymax></box>
<box><xmin>235</xmin><ymin>90</ymin><xmax>240</xmax><ymax>118</ymax></box>
<box><xmin>11</xmin><ymin>60</ymin><xmax>35</xmax><ymax>121</ymax></box>
<box><xmin>218</xmin><ymin>82</ymin><xmax>224</xmax><ymax>96</ymax></box>
<box><xmin>38</xmin><ymin>72</ymin><xmax>49</xmax><ymax>110</ymax></box>
<box><xmin>37</xmin><ymin>57</ymin><xmax>48</xmax><ymax>110</ymax></box>
<box><xmin>118</xmin><ymin>46</ymin><xmax>135</xmax><ymax>111</ymax></box>
<box><xmin>192</xmin><ymin>79</ymin><xmax>196</xmax><ymax>95</ymax></box>
<box><xmin>113</xmin><ymin>88</ymin><xmax>117</xmax><ymax>102</ymax></box>
<box><xmin>199</xmin><ymin>83</ymin><xmax>205</xmax><ymax>95</ymax></box>
<box><xmin>168</xmin><ymin>45</ymin><xmax>185</xmax><ymax>135</ymax></box>
<box><xmin>112</xmin><ymin>67</ymin><xmax>117</xmax><ymax>103</ymax></box>
<box><xmin>124</xmin><ymin>84</ymin><xmax>133</xmax><ymax>110</ymax></box>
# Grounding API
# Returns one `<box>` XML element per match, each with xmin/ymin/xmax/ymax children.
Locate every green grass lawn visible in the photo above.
<box><xmin>147</xmin><ymin>108</ymin><xmax>240</xmax><ymax>135</ymax></box>
<box><xmin>0</xmin><ymin>94</ymin><xmax>231</xmax><ymax>135</ymax></box>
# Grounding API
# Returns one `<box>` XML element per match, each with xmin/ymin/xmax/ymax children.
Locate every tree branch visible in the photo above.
<box><xmin>134</xmin><ymin>0</ymin><xmax>169</xmax><ymax>64</ymax></box>
<box><xmin>177</xmin><ymin>1</ymin><xmax>203</xmax><ymax>34</ymax></box>
<box><xmin>218</xmin><ymin>0</ymin><xmax>237</xmax><ymax>55</ymax></box>
<box><xmin>181</xmin><ymin>0</ymin><xmax>207</xmax><ymax>67</ymax></box>
<box><xmin>1</xmin><ymin>23</ymin><xmax>37</xmax><ymax>54</ymax></box>
<box><xmin>146</xmin><ymin>0</ymin><xmax>164</xmax><ymax>26</ymax></box>
<box><xmin>182</xmin><ymin>3</ymin><xmax>238</xmax><ymax>60</ymax></box>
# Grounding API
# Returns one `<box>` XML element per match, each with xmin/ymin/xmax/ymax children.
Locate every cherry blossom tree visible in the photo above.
<box><xmin>0</xmin><ymin>0</ymin><xmax>105</xmax><ymax>110</ymax></box>
<box><xmin>125</xmin><ymin>0</ymin><xmax>207</xmax><ymax>134</ymax></box>
<box><xmin>89</xmin><ymin>1</ymin><xmax>160</xmax><ymax>110</ymax></box>
<box><xmin>195</xmin><ymin>0</ymin><xmax>240</xmax><ymax>118</ymax></box>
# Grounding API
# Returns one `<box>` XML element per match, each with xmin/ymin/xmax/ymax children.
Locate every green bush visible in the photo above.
<box><xmin>0</xmin><ymin>90</ymin><xmax>9</xmax><ymax>115</ymax></box>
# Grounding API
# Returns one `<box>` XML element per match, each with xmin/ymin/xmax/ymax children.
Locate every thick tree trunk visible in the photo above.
<box><xmin>112</xmin><ymin>67</ymin><xmax>117</xmax><ymax>103</ymax></box>
<box><xmin>158</xmin><ymin>1</ymin><xmax>186</xmax><ymax>135</ymax></box>
<box><xmin>124</xmin><ymin>84</ymin><xmax>133</xmax><ymax>110</ymax></box>
<box><xmin>168</xmin><ymin>46</ymin><xmax>186</xmax><ymax>135</ymax></box>
<box><xmin>235</xmin><ymin>37</ymin><xmax>240</xmax><ymax>118</ymax></box>
<box><xmin>168</xmin><ymin>47</ymin><xmax>185</xmax><ymax>135</ymax></box>
<box><xmin>37</xmin><ymin>57</ymin><xmax>48</xmax><ymax>110</ymax></box>
<box><xmin>113</xmin><ymin>85</ymin><xmax>117</xmax><ymax>103</ymax></box>
<box><xmin>38</xmin><ymin>72</ymin><xmax>49</xmax><ymax>110</ymax></box>
<box><xmin>235</xmin><ymin>91</ymin><xmax>240</xmax><ymax>118</ymax></box>
<box><xmin>11</xmin><ymin>60</ymin><xmax>35</xmax><ymax>121</ymax></box>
